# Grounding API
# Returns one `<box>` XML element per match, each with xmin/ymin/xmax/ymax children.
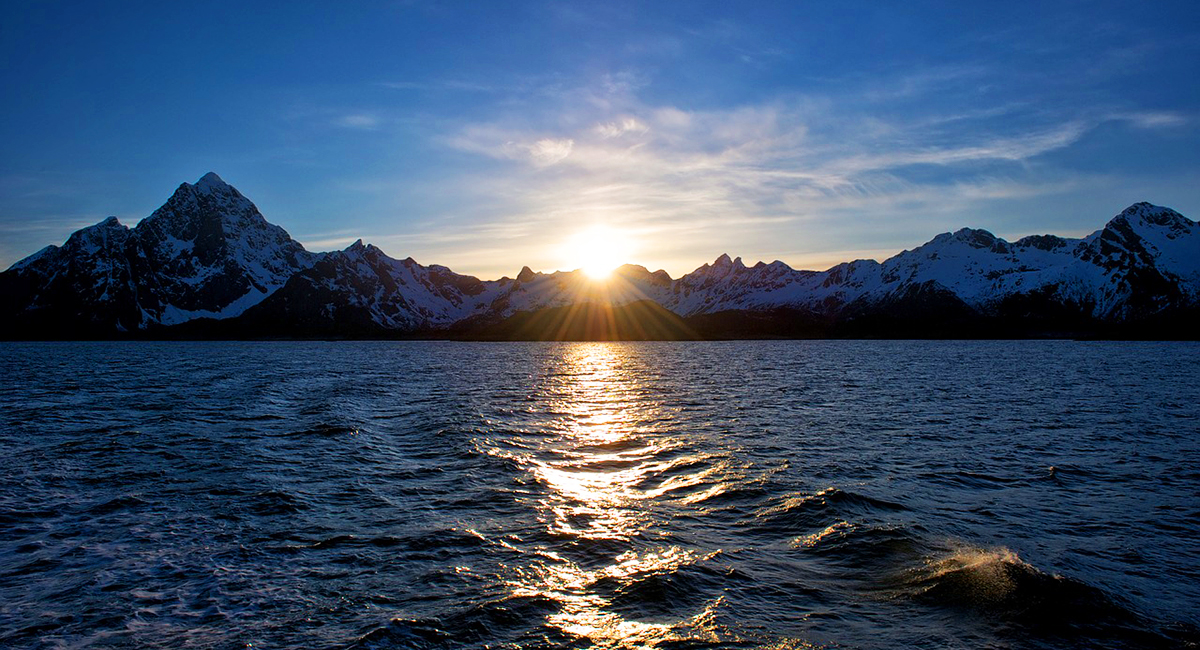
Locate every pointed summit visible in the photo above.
<box><xmin>117</xmin><ymin>172</ymin><xmax>315</xmax><ymax>324</ymax></box>
<box><xmin>151</xmin><ymin>172</ymin><xmax>254</xmax><ymax>230</ymax></box>
<box><xmin>193</xmin><ymin>172</ymin><xmax>233</xmax><ymax>195</ymax></box>
<box><xmin>516</xmin><ymin>266</ymin><xmax>536</xmax><ymax>283</ymax></box>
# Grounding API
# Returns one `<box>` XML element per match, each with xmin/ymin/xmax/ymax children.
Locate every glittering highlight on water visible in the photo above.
<box><xmin>1</xmin><ymin>340</ymin><xmax>1198</xmax><ymax>649</ymax></box>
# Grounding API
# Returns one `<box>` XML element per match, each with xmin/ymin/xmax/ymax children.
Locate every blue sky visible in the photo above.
<box><xmin>2</xmin><ymin>0</ymin><xmax>1198</xmax><ymax>278</ymax></box>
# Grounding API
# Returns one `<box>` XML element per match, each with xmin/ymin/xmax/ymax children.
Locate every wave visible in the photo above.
<box><xmin>749</xmin><ymin>487</ymin><xmax>907</xmax><ymax>536</ymax></box>
<box><xmin>894</xmin><ymin>544</ymin><xmax>1199</xmax><ymax>648</ymax></box>
<box><xmin>793</xmin><ymin>517</ymin><xmax>1200</xmax><ymax>648</ymax></box>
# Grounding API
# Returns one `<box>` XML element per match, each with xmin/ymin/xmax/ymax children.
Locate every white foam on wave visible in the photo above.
<box><xmin>912</xmin><ymin>544</ymin><xmax>1039</xmax><ymax>604</ymax></box>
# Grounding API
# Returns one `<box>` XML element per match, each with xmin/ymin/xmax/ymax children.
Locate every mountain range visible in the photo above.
<box><xmin>2</xmin><ymin>173</ymin><xmax>1197</xmax><ymax>340</ymax></box>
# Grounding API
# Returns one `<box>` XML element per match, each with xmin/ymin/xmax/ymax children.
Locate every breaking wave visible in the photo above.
<box><xmin>2</xmin><ymin>340</ymin><xmax>1198</xmax><ymax>649</ymax></box>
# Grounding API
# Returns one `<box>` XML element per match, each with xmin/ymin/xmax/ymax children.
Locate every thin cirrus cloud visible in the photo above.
<box><xmin>335</xmin><ymin>113</ymin><xmax>383</xmax><ymax>130</ymax></box>
<box><xmin>2</xmin><ymin>3</ymin><xmax>1197</xmax><ymax>277</ymax></box>
<box><xmin>595</xmin><ymin>118</ymin><xmax>650</xmax><ymax>138</ymax></box>
<box><xmin>521</xmin><ymin>138</ymin><xmax>576</xmax><ymax>167</ymax></box>
<box><xmin>416</xmin><ymin>75</ymin><xmax>1128</xmax><ymax>277</ymax></box>
<box><xmin>1115</xmin><ymin>111</ymin><xmax>1189</xmax><ymax>129</ymax></box>
<box><xmin>296</xmin><ymin>56</ymin><xmax>1195</xmax><ymax>281</ymax></box>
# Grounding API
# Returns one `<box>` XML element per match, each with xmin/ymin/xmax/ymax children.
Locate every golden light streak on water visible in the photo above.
<box><xmin>503</xmin><ymin>343</ymin><xmax>724</xmax><ymax>647</ymax></box>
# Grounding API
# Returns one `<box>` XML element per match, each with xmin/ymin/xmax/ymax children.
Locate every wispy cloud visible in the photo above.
<box><xmin>335</xmin><ymin>113</ymin><xmax>382</xmax><ymax>130</ymax></box>
<box><xmin>4</xmin><ymin>4</ymin><xmax>1196</xmax><ymax>279</ymax></box>
<box><xmin>414</xmin><ymin>66</ymin><xmax>1169</xmax><ymax>276</ymax></box>
<box><xmin>1111</xmin><ymin>111</ymin><xmax>1188</xmax><ymax>129</ymax></box>
<box><xmin>378</xmin><ymin>79</ymin><xmax>496</xmax><ymax>93</ymax></box>
<box><xmin>300</xmin><ymin>15</ymin><xmax>1200</xmax><ymax>279</ymax></box>
<box><xmin>523</xmin><ymin>138</ymin><xmax>575</xmax><ymax>166</ymax></box>
<box><xmin>595</xmin><ymin>117</ymin><xmax>649</xmax><ymax>138</ymax></box>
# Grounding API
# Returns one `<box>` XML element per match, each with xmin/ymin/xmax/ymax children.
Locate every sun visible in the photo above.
<box><xmin>562</xmin><ymin>226</ymin><xmax>633</xmax><ymax>280</ymax></box>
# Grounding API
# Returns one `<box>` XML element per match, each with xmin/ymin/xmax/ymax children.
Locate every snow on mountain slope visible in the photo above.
<box><xmin>1</xmin><ymin>173</ymin><xmax>318</xmax><ymax>332</ymax></box>
<box><xmin>249</xmin><ymin>250</ymin><xmax>686</xmax><ymax>331</ymax></box>
<box><xmin>2</xmin><ymin>173</ymin><xmax>1196</xmax><ymax>338</ymax></box>
<box><xmin>243</xmin><ymin>240</ymin><xmax>502</xmax><ymax>331</ymax></box>
<box><xmin>1112</xmin><ymin>203</ymin><xmax>1200</xmax><ymax>287</ymax></box>
<box><xmin>636</xmin><ymin>202</ymin><xmax>1200</xmax><ymax>320</ymax></box>
<box><xmin>658</xmin><ymin>255</ymin><xmax>833</xmax><ymax>316</ymax></box>
<box><xmin>1083</xmin><ymin>202</ymin><xmax>1200</xmax><ymax>316</ymax></box>
<box><xmin>132</xmin><ymin>172</ymin><xmax>318</xmax><ymax>324</ymax></box>
<box><xmin>152</xmin><ymin>198</ymin><xmax>1200</xmax><ymax>331</ymax></box>
<box><xmin>867</xmin><ymin>227</ymin><xmax>1102</xmax><ymax>311</ymax></box>
<box><xmin>854</xmin><ymin>202</ymin><xmax>1199</xmax><ymax>319</ymax></box>
<box><xmin>1</xmin><ymin>217</ymin><xmax>141</xmax><ymax>331</ymax></box>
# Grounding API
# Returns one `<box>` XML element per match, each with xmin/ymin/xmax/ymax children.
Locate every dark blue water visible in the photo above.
<box><xmin>1</xmin><ymin>341</ymin><xmax>1198</xmax><ymax>649</ymax></box>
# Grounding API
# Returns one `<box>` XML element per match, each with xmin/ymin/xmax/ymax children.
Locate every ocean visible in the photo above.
<box><xmin>1</xmin><ymin>341</ymin><xmax>1198</xmax><ymax>649</ymax></box>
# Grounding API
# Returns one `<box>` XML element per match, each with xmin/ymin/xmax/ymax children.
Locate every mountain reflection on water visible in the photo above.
<box><xmin>1</xmin><ymin>341</ymin><xmax>1198</xmax><ymax>649</ymax></box>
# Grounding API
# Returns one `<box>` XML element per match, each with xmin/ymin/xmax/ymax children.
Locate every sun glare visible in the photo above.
<box><xmin>562</xmin><ymin>226</ymin><xmax>633</xmax><ymax>280</ymax></box>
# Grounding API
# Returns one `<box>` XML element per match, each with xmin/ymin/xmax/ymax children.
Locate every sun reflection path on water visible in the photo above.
<box><xmin>498</xmin><ymin>343</ymin><xmax>726</xmax><ymax>647</ymax></box>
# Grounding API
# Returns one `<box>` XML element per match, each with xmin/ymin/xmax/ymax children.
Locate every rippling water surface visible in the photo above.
<box><xmin>2</xmin><ymin>341</ymin><xmax>1198</xmax><ymax>649</ymax></box>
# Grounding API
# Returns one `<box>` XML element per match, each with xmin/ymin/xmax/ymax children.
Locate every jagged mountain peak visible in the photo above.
<box><xmin>179</xmin><ymin>172</ymin><xmax>248</xmax><ymax>208</ymax></box>
<box><xmin>65</xmin><ymin>216</ymin><xmax>130</xmax><ymax>249</ymax></box>
<box><xmin>1097</xmin><ymin>202</ymin><xmax>1195</xmax><ymax>264</ymax></box>
<box><xmin>694</xmin><ymin>253</ymin><xmax>746</xmax><ymax>274</ymax></box>
<box><xmin>195</xmin><ymin>171</ymin><xmax>230</xmax><ymax>192</ymax></box>
<box><xmin>3</xmin><ymin>184</ymin><xmax>1198</xmax><ymax>339</ymax></box>
<box><xmin>341</xmin><ymin>239</ymin><xmax>392</xmax><ymax>263</ymax></box>
<box><xmin>0</xmin><ymin>173</ymin><xmax>322</xmax><ymax>332</ymax></box>
<box><xmin>144</xmin><ymin>173</ymin><xmax>263</xmax><ymax>234</ymax></box>
<box><xmin>178</xmin><ymin>172</ymin><xmax>236</xmax><ymax>199</ymax></box>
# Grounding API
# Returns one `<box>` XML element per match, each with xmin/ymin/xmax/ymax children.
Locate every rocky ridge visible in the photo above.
<box><xmin>3</xmin><ymin>175</ymin><xmax>1197</xmax><ymax>339</ymax></box>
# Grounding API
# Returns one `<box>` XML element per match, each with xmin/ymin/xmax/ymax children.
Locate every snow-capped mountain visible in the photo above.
<box><xmin>2</xmin><ymin>173</ymin><xmax>1197</xmax><ymax>339</ymax></box>
<box><xmin>659</xmin><ymin>201</ymin><xmax>1199</xmax><ymax>322</ymax></box>
<box><xmin>234</xmin><ymin>239</ymin><xmax>502</xmax><ymax>334</ymax></box>
<box><xmin>1</xmin><ymin>173</ymin><xmax>317</xmax><ymax>334</ymax></box>
<box><xmin>437</xmin><ymin>201</ymin><xmax>1198</xmax><ymax>326</ymax></box>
